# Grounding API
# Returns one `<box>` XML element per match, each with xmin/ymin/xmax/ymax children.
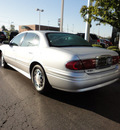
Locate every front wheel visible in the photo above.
<box><xmin>31</xmin><ymin>65</ymin><xmax>50</xmax><ymax>93</ymax></box>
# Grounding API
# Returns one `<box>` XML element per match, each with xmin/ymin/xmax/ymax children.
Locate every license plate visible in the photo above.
<box><xmin>96</xmin><ymin>55</ymin><xmax>112</xmax><ymax>69</ymax></box>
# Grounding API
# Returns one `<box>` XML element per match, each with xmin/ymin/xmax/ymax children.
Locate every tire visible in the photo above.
<box><xmin>101</xmin><ymin>44</ymin><xmax>105</xmax><ymax>48</ymax></box>
<box><xmin>31</xmin><ymin>65</ymin><xmax>50</xmax><ymax>93</ymax></box>
<box><xmin>0</xmin><ymin>53</ymin><xmax>8</xmax><ymax>68</ymax></box>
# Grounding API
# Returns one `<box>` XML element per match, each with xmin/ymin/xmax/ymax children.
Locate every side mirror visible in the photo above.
<box><xmin>9</xmin><ymin>43</ymin><xmax>18</xmax><ymax>46</ymax></box>
<box><xmin>2</xmin><ymin>41</ymin><xmax>10</xmax><ymax>45</ymax></box>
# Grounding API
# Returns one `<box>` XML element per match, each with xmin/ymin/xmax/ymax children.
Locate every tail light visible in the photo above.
<box><xmin>110</xmin><ymin>42</ymin><xmax>112</xmax><ymax>45</ymax></box>
<box><xmin>112</xmin><ymin>56</ymin><xmax>119</xmax><ymax>65</ymax></box>
<box><xmin>82</xmin><ymin>59</ymin><xmax>96</xmax><ymax>69</ymax></box>
<box><xmin>66</xmin><ymin>56</ymin><xmax>119</xmax><ymax>70</ymax></box>
<box><xmin>66</xmin><ymin>59</ymin><xmax>96</xmax><ymax>70</ymax></box>
<box><xmin>65</xmin><ymin>60</ymin><xmax>83</xmax><ymax>70</ymax></box>
<box><xmin>97</xmin><ymin>39</ymin><xmax>100</xmax><ymax>43</ymax></box>
<box><xmin>1</xmin><ymin>34</ymin><xmax>5</xmax><ymax>36</ymax></box>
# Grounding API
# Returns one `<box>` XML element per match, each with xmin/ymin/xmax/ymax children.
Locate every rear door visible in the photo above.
<box><xmin>14</xmin><ymin>32</ymin><xmax>40</xmax><ymax>73</ymax></box>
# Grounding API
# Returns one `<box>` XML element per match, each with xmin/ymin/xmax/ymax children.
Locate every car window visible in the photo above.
<box><xmin>32</xmin><ymin>35</ymin><xmax>40</xmax><ymax>46</ymax></box>
<box><xmin>77</xmin><ymin>33</ymin><xmax>85</xmax><ymax>39</ymax></box>
<box><xmin>46</xmin><ymin>33</ymin><xmax>91</xmax><ymax>47</ymax></box>
<box><xmin>21</xmin><ymin>33</ymin><xmax>39</xmax><ymax>47</ymax></box>
<box><xmin>90</xmin><ymin>34</ymin><xmax>98</xmax><ymax>40</ymax></box>
<box><xmin>10</xmin><ymin>33</ymin><xmax>25</xmax><ymax>46</ymax></box>
<box><xmin>81</xmin><ymin>34</ymin><xmax>85</xmax><ymax>39</ymax></box>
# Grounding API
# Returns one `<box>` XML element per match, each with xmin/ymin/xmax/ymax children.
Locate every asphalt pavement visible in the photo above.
<box><xmin>0</xmin><ymin>65</ymin><xmax>120</xmax><ymax>130</ymax></box>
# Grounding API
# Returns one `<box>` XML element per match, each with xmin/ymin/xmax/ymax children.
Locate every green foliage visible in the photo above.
<box><xmin>107</xmin><ymin>46</ymin><xmax>120</xmax><ymax>56</ymax></box>
<box><xmin>107</xmin><ymin>46</ymin><xmax>118</xmax><ymax>50</ymax></box>
<box><xmin>80</xmin><ymin>0</ymin><xmax>120</xmax><ymax>30</ymax></box>
<box><xmin>10</xmin><ymin>24</ymin><xmax>15</xmax><ymax>31</ymax></box>
<box><xmin>111</xmin><ymin>48</ymin><xmax>119</xmax><ymax>51</ymax></box>
<box><xmin>92</xmin><ymin>44</ymin><xmax>102</xmax><ymax>48</ymax></box>
<box><xmin>1</xmin><ymin>25</ymin><xmax>8</xmax><ymax>31</ymax></box>
<box><xmin>1</xmin><ymin>25</ymin><xmax>18</xmax><ymax>41</ymax></box>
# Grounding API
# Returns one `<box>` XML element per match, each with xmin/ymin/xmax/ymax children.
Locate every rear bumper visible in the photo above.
<box><xmin>46</xmin><ymin>65</ymin><xmax>120</xmax><ymax>92</ymax></box>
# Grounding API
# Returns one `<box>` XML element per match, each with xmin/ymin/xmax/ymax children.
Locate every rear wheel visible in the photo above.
<box><xmin>31</xmin><ymin>65</ymin><xmax>50</xmax><ymax>93</ymax></box>
<box><xmin>0</xmin><ymin>53</ymin><xmax>8</xmax><ymax>68</ymax></box>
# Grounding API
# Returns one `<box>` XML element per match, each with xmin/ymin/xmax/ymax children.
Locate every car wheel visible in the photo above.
<box><xmin>31</xmin><ymin>65</ymin><xmax>50</xmax><ymax>93</ymax></box>
<box><xmin>0</xmin><ymin>53</ymin><xmax>8</xmax><ymax>68</ymax></box>
<box><xmin>101</xmin><ymin>44</ymin><xmax>105</xmax><ymax>48</ymax></box>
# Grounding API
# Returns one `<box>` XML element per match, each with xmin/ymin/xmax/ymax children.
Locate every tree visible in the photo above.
<box><xmin>10</xmin><ymin>24</ymin><xmax>15</xmax><ymax>31</ymax></box>
<box><xmin>80</xmin><ymin>0</ymin><xmax>120</xmax><ymax>30</ymax></box>
<box><xmin>1</xmin><ymin>25</ymin><xmax>8</xmax><ymax>31</ymax></box>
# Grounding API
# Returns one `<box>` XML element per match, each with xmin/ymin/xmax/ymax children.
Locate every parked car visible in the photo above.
<box><xmin>100</xmin><ymin>39</ymin><xmax>113</xmax><ymax>48</ymax></box>
<box><xmin>77</xmin><ymin>33</ymin><xmax>100</xmax><ymax>45</ymax></box>
<box><xmin>0</xmin><ymin>31</ymin><xmax>119</xmax><ymax>93</ymax></box>
<box><xmin>0</xmin><ymin>31</ymin><xmax>6</xmax><ymax>43</ymax></box>
<box><xmin>104</xmin><ymin>39</ymin><xmax>113</xmax><ymax>46</ymax></box>
<box><xmin>100</xmin><ymin>39</ymin><xmax>108</xmax><ymax>48</ymax></box>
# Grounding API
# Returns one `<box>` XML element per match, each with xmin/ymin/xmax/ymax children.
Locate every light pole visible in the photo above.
<box><xmin>36</xmin><ymin>8</ymin><xmax>44</xmax><ymax>31</ymax></box>
<box><xmin>10</xmin><ymin>22</ymin><xmax>14</xmax><ymax>31</ymax></box>
<box><xmin>118</xmin><ymin>32</ymin><xmax>120</xmax><ymax>50</ymax></box>
<box><xmin>85</xmin><ymin>0</ymin><xmax>92</xmax><ymax>42</ymax></box>
<box><xmin>60</xmin><ymin>0</ymin><xmax>64</xmax><ymax>32</ymax></box>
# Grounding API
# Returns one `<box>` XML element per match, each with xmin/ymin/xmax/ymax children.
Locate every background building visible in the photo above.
<box><xmin>19</xmin><ymin>25</ymin><xmax>60</xmax><ymax>32</ymax></box>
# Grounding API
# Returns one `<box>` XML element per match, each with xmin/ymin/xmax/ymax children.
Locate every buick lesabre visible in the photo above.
<box><xmin>0</xmin><ymin>31</ymin><xmax>119</xmax><ymax>93</ymax></box>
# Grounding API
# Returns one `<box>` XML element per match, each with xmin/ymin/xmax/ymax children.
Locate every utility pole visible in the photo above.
<box><xmin>85</xmin><ymin>0</ymin><xmax>92</xmax><ymax>42</ymax></box>
<box><xmin>60</xmin><ymin>0</ymin><xmax>64</xmax><ymax>32</ymax></box>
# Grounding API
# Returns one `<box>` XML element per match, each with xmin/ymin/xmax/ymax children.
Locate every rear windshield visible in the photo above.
<box><xmin>46</xmin><ymin>33</ymin><xmax>91</xmax><ymax>47</ymax></box>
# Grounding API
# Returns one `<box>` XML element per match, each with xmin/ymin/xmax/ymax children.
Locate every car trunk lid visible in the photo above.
<box><xmin>62</xmin><ymin>47</ymin><xmax>117</xmax><ymax>58</ymax></box>
<box><xmin>63</xmin><ymin>47</ymin><xmax>119</xmax><ymax>73</ymax></box>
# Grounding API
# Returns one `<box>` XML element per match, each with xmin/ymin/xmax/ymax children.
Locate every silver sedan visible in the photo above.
<box><xmin>0</xmin><ymin>31</ymin><xmax>119</xmax><ymax>93</ymax></box>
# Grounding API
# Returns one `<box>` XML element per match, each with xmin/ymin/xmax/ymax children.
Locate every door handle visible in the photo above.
<box><xmin>29</xmin><ymin>52</ymin><xmax>33</xmax><ymax>54</ymax></box>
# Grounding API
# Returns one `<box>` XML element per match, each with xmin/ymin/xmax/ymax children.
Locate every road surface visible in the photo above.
<box><xmin>0</xmin><ymin>66</ymin><xmax>120</xmax><ymax>130</ymax></box>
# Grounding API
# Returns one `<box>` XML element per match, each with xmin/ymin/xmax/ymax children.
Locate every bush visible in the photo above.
<box><xmin>107</xmin><ymin>46</ymin><xmax>120</xmax><ymax>55</ymax></box>
<box><xmin>107</xmin><ymin>46</ymin><xmax>118</xmax><ymax>50</ymax></box>
<box><xmin>92</xmin><ymin>44</ymin><xmax>102</xmax><ymax>48</ymax></box>
<box><xmin>111</xmin><ymin>49</ymin><xmax>119</xmax><ymax>51</ymax></box>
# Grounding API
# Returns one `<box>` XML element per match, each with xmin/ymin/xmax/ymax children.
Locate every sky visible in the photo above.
<box><xmin>0</xmin><ymin>0</ymin><xmax>112</xmax><ymax>37</ymax></box>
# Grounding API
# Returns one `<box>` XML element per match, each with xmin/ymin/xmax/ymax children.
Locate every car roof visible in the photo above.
<box><xmin>77</xmin><ymin>33</ymin><xmax>97</xmax><ymax>35</ymax></box>
<box><xmin>20</xmin><ymin>30</ymin><xmax>60</xmax><ymax>34</ymax></box>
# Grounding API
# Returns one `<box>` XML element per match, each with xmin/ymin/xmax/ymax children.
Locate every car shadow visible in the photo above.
<box><xmin>43</xmin><ymin>79</ymin><xmax>120</xmax><ymax>123</ymax></box>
